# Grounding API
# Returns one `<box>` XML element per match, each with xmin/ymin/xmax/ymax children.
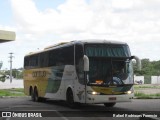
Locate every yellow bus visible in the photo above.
<box><xmin>23</xmin><ymin>40</ymin><xmax>141</xmax><ymax>108</ymax></box>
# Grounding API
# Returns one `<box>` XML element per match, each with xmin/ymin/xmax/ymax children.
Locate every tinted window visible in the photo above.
<box><xmin>24</xmin><ymin>54</ymin><xmax>39</xmax><ymax>69</ymax></box>
<box><xmin>85</xmin><ymin>44</ymin><xmax>131</xmax><ymax>57</ymax></box>
<box><xmin>75</xmin><ymin>44</ymin><xmax>84</xmax><ymax>84</ymax></box>
<box><xmin>39</xmin><ymin>52</ymin><xmax>49</xmax><ymax>67</ymax></box>
<box><xmin>48</xmin><ymin>45</ymin><xmax>74</xmax><ymax>66</ymax></box>
<box><xmin>24</xmin><ymin>45</ymin><xmax>74</xmax><ymax>69</ymax></box>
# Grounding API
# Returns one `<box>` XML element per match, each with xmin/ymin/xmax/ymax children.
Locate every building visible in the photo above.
<box><xmin>0</xmin><ymin>30</ymin><xmax>16</xmax><ymax>82</ymax></box>
<box><xmin>0</xmin><ymin>30</ymin><xmax>15</xmax><ymax>43</ymax></box>
<box><xmin>0</xmin><ymin>30</ymin><xmax>15</xmax><ymax>67</ymax></box>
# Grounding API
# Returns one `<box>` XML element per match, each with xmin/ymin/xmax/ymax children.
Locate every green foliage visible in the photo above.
<box><xmin>134</xmin><ymin>92</ymin><xmax>160</xmax><ymax>99</ymax></box>
<box><xmin>4</xmin><ymin>68</ymin><xmax>23</xmax><ymax>79</ymax></box>
<box><xmin>134</xmin><ymin>59</ymin><xmax>160</xmax><ymax>81</ymax></box>
<box><xmin>0</xmin><ymin>75</ymin><xmax>6</xmax><ymax>82</ymax></box>
<box><xmin>134</xmin><ymin>85</ymin><xmax>160</xmax><ymax>89</ymax></box>
<box><xmin>144</xmin><ymin>75</ymin><xmax>151</xmax><ymax>84</ymax></box>
<box><xmin>134</xmin><ymin>59</ymin><xmax>160</xmax><ymax>76</ymax></box>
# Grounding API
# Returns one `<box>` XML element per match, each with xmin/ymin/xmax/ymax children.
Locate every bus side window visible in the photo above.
<box><xmin>39</xmin><ymin>52</ymin><xmax>49</xmax><ymax>67</ymax></box>
<box><xmin>75</xmin><ymin>44</ymin><xmax>84</xmax><ymax>84</ymax></box>
<box><xmin>61</xmin><ymin>46</ymin><xmax>74</xmax><ymax>65</ymax></box>
<box><xmin>48</xmin><ymin>49</ymin><xmax>58</xmax><ymax>66</ymax></box>
<box><xmin>24</xmin><ymin>56</ymin><xmax>29</xmax><ymax>69</ymax></box>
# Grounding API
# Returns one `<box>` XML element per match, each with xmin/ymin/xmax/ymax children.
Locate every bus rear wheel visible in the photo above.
<box><xmin>31</xmin><ymin>87</ymin><xmax>42</xmax><ymax>102</ymax></box>
<box><xmin>104</xmin><ymin>102</ymin><xmax>116</xmax><ymax>107</ymax></box>
<box><xmin>34</xmin><ymin>88</ymin><xmax>39</xmax><ymax>102</ymax></box>
<box><xmin>30</xmin><ymin>89</ymin><xmax>35</xmax><ymax>101</ymax></box>
<box><xmin>33</xmin><ymin>88</ymin><xmax>45</xmax><ymax>102</ymax></box>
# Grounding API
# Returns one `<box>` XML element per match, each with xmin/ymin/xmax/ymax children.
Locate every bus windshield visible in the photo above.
<box><xmin>85</xmin><ymin>44</ymin><xmax>133</xmax><ymax>86</ymax></box>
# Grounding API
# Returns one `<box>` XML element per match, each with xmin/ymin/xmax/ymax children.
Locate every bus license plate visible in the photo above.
<box><xmin>109</xmin><ymin>97</ymin><xmax>116</xmax><ymax>101</ymax></box>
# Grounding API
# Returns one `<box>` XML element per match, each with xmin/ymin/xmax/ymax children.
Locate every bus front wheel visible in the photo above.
<box><xmin>66</xmin><ymin>89</ymin><xmax>77</xmax><ymax>108</ymax></box>
<box><xmin>104</xmin><ymin>102</ymin><xmax>116</xmax><ymax>107</ymax></box>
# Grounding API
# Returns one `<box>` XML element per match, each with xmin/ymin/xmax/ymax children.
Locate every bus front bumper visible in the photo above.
<box><xmin>86</xmin><ymin>93</ymin><xmax>134</xmax><ymax>104</ymax></box>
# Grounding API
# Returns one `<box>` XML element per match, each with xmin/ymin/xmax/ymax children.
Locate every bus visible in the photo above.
<box><xmin>23</xmin><ymin>40</ymin><xmax>141</xmax><ymax>108</ymax></box>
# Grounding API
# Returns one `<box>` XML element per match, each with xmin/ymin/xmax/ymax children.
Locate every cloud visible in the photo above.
<box><xmin>11</xmin><ymin>0</ymin><xmax>160</xmax><ymax>38</ymax></box>
<box><xmin>10</xmin><ymin>0</ymin><xmax>93</xmax><ymax>35</ymax></box>
<box><xmin>9</xmin><ymin>0</ymin><xmax>160</xmax><ymax>62</ymax></box>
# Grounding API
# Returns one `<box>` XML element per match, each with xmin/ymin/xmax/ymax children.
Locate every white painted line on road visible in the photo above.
<box><xmin>55</xmin><ymin>111</ymin><xmax>69</xmax><ymax>120</ymax></box>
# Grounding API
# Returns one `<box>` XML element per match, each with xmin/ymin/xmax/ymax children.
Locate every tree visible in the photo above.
<box><xmin>4</xmin><ymin>68</ymin><xmax>23</xmax><ymax>79</ymax></box>
<box><xmin>133</xmin><ymin>59</ymin><xmax>160</xmax><ymax>76</ymax></box>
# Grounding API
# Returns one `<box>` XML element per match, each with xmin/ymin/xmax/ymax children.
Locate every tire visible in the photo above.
<box><xmin>104</xmin><ymin>102</ymin><xmax>116</xmax><ymax>107</ymax></box>
<box><xmin>30</xmin><ymin>89</ymin><xmax>35</xmax><ymax>101</ymax></box>
<box><xmin>34</xmin><ymin>88</ymin><xmax>39</xmax><ymax>102</ymax></box>
<box><xmin>31</xmin><ymin>87</ymin><xmax>46</xmax><ymax>102</ymax></box>
<box><xmin>66</xmin><ymin>89</ymin><xmax>77</xmax><ymax>108</ymax></box>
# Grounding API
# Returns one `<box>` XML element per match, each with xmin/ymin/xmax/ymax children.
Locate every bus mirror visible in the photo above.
<box><xmin>83</xmin><ymin>55</ymin><xmax>89</xmax><ymax>71</ymax></box>
<box><xmin>131</xmin><ymin>56</ymin><xmax>141</xmax><ymax>71</ymax></box>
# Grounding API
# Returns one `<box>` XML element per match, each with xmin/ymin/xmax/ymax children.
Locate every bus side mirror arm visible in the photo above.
<box><xmin>83</xmin><ymin>55</ymin><xmax>89</xmax><ymax>72</ymax></box>
<box><xmin>131</xmin><ymin>55</ymin><xmax>141</xmax><ymax>71</ymax></box>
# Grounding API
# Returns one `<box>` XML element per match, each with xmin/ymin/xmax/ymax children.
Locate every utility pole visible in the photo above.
<box><xmin>9</xmin><ymin>53</ymin><xmax>14</xmax><ymax>83</ymax></box>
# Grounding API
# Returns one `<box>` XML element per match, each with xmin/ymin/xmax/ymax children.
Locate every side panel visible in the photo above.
<box><xmin>44</xmin><ymin>66</ymin><xmax>65</xmax><ymax>100</ymax></box>
<box><xmin>23</xmin><ymin>68</ymin><xmax>50</xmax><ymax>97</ymax></box>
<box><xmin>24</xmin><ymin>66</ymin><xmax>65</xmax><ymax>100</ymax></box>
<box><xmin>44</xmin><ymin>65</ymin><xmax>86</xmax><ymax>103</ymax></box>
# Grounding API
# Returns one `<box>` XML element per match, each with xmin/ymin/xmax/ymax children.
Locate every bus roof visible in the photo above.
<box><xmin>44</xmin><ymin>40</ymin><xmax>127</xmax><ymax>50</ymax></box>
<box><xmin>25</xmin><ymin>40</ymin><xmax>128</xmax><ymax>56</ymax></box>
<box><xmin>74</xmin><ymin>39</ymin><xmax>127</xmax><ymax>45</ymax></box>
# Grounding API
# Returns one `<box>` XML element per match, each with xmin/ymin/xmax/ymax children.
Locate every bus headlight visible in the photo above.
<box><xmin>125</xmin><ymin>90</ymin><xmax>132</xmax><ymax>94</ymax></box>
<box><xmin>87</xmin><ymin>91</ymin><xmax>100</xmax><ymax>95</ymax></box>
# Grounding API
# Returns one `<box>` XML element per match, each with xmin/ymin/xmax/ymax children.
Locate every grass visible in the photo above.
<box><xmin>134</xmin><ymin>85</ymin><xmax>160</xmax><ymax>89</ymax></box>
<box><xmin>134</xmin><ymin>92</ymin><xmax>160</xmax><ymax>99</ymax></box>
<box><xmin>0</xmin><ymin>88</ymin><xmax>26</xmax><ymax>97</ymax></box>
<box><xmin>134</xmin><ymin>84</ymin><xmax>160</xmax><ymax>99</ymax></box>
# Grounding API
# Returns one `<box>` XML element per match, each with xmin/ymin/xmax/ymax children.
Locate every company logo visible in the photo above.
<box><xmin>1</xmin><ymin>112</ymin><xmax>42</xmax><ymax>118</ymax></box>
<box><xmin>2</xmin><ymin>112</ymin><xmax>11</xmax><ymax>117</ymax></box>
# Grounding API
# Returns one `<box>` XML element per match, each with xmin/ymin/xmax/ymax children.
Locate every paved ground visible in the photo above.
<box><xmin>0</xmin><ymin>81</ymin><xmax>160</xmax><ymax>119</ymax></box>
<box><xmin>0</xmin><ymin>97</ymin><xmax>159</xmax><ymax>120</ymax></box>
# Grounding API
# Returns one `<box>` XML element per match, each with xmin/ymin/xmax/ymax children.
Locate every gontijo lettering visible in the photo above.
<box><xmin>32</xmin><ymin>71</ymin><xmax>46</xmax><ymax>77</ymax></box>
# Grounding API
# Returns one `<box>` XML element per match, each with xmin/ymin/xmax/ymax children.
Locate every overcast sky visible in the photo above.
<box><xmin>0</xmin><ymin>0</ymin><xmax>160</xmax><ymax>69</ymax></box>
